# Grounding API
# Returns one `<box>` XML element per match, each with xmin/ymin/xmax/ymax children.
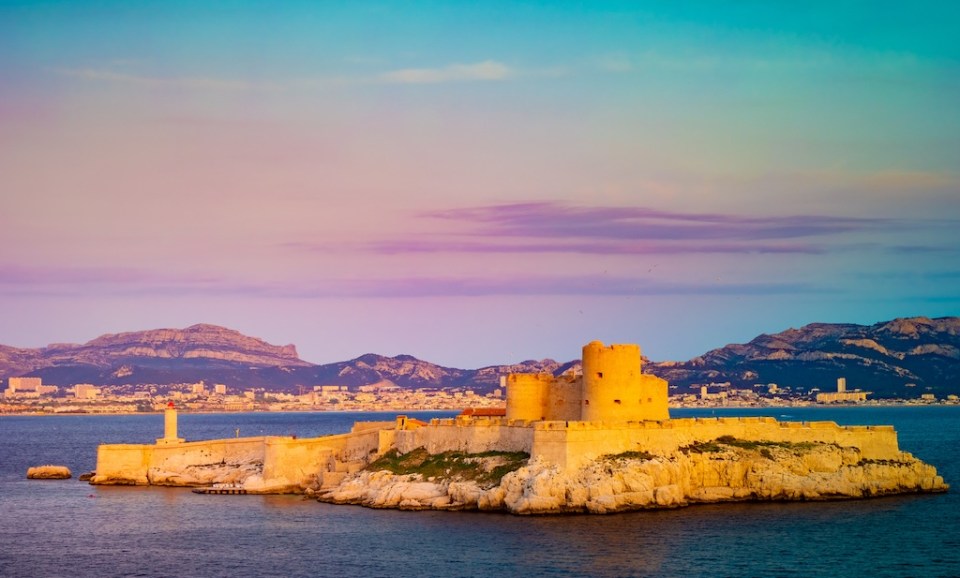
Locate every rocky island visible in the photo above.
<box><xmin>90</xmin><ymin>341</ymin><xmax>948</xmax><ymax>514</ymax></box>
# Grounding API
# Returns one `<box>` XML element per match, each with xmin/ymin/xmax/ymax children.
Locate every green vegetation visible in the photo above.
<box><xmin>366</xmin><ymin>448</ymin><xmax>530</xmax><ymax>487</ymax></box>
<box><xmin>681</xmin><ymin>440</ymin><xmax>725</xmax><ymax>454</ymax></box>
<box><xmin>680</xmin><ymin>436</ymin><xmax>828</xmax><ymax>456</ymax></box>
<box><xmin>858</xmin><ymin>458</ymin><xmax>903</xmax><ymax>466</ymax></box>
<box><xmin>601</xmin><ymin>450</ymin><xmax>655</xmax><ymax>462</ymax></box>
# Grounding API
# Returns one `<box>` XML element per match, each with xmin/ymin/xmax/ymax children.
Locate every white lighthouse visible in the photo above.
<box><xmin>157</xmin><ymin>401</ymin><xmax>185</xmax><ymax>445</ymax></box>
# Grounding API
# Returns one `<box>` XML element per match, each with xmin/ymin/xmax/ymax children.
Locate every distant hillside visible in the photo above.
<box><xmin>0</xmin><ymin>324</ymin><xmax>555</xmax><ymax>392</ymax></box>
<box><xmin>0</xmin><ymin>324</ymin><xmax>311</xmax><ymax>388</ymax></box>
<box><xmin>2</xmin><ymin>317</ymin><xmax>959</xmax><ymax>397</ymax></box>
<box><xmin>647</xmin><ymin>317</ymin><xmax>960</xmax><ymax>397</ymax></box>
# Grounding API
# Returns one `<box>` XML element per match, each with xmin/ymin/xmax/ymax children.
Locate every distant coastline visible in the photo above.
<box><xmin>4</xmin><ymin>397</ymin><xmax>959</xmax><ymax>416</ymax></box>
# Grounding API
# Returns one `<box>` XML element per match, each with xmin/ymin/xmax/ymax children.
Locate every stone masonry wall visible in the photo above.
<box><xmin>395</xmin><ymin>417</ymin><xmax>536</xmax><ymax>455</ymax></box>
<box><xmin>531</xmin><ymin>417</ymin><xmax>901</xmax><ymax>470</ymax></box>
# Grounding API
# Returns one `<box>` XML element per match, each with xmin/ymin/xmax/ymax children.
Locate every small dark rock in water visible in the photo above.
<box><xmin>79</xmin><ymin>471</ymin><xmax>95</xmax><ymax>481</ymax></box>
<box><xmin>27</xmin><ymin>465</ymin><xmax>72</xmax><ymax>480</ymax></box>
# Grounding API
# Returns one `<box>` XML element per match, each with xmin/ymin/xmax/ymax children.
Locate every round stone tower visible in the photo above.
<box><xmin>505</xmin><ymin>373</ymin><xmax>551</xmax><ymax>421</ymax></box>
<box><xmin>581</xmin><ymin>341</ymin><xmax>646</xmax><ymax>422</ymax></box>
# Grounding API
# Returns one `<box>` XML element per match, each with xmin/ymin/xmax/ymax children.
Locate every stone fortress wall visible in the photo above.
<box><xmin>394</xmin><ymin>415</ymin><xmax>899</xmax><ymax>471</ymax></box>
<box><xmin>92</xmin><ymin>420</ymin><xmax>395</xmax><ymax>491</ymax></box>
<box><xmin>399</xmin><ymin>341</ymin><xmax>900</xmax><ymax>470</ymax></box>
<box><xmin>91</xmin><ymin>340</ymin><xmax>906</xmax><ymax>489</ymax></box>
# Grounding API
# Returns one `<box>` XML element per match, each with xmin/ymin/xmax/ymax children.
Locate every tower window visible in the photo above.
<box><xmin>614</xmin><ymin>399</ymin><xmax>621</xmax><ymax>405</ymax></box>
<box><xmin>596</xmin><ymin>372</ymin><xmax>603</xmax><ymax>379</ymax></box>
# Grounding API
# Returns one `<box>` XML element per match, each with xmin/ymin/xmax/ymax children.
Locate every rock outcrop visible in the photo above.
<box><xmin>145</xmin><ymin>459</ymin><xmax>264</xmax><ymax>487</ymax></box>
<box><xmin>27</xmin><ymin>465</ymin><xmax>72</xmax><ymax>479</ymax></box>
<box><xmin>42</xmin><ymin>324</ymin><xmax>308</xmax><ymax>368</ymax></box>
<box><xmin>0</xmin><ymin>324</ymin><xmax>315</xmax><ymax>388</ymax></box>
<box><xmin>316</xmin><ymin>442</ymin><xmax>948</xmax><ymax>514</ymax></box>
<box><xmin>91</xmin><ymin>458</ymin><xmax>264</xmax><ymax>487</ymax></box>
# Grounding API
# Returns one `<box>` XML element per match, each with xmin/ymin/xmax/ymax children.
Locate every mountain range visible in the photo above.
<box><xmin>1</xmin><ymin>317</ymin><xmax>958</xmax><ymax>397</ymax></box>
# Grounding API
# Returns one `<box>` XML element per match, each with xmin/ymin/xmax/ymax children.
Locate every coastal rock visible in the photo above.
<box><xmin>319</xmin><ymin>443</ymin><xmax>948</xmax><ymax>515</ymax></box>
<box><xmin>27</xmin><ymin>465</ymin><xmax>72</xmax><ymax>479</ymax></box>
<box><xmin>146</xmin><ymin>459</ymin><xmax>263</xmax><ymax>487</ymax></box>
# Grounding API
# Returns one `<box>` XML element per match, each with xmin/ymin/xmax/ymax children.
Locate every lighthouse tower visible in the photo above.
<box><xmin>157</xmin><ymin>401</ymin><xmax>185</xmax><ymax>445</ymax></box>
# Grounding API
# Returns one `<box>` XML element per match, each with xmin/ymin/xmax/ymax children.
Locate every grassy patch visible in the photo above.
<box><xmin>681</xmin><ymin>441</ymin><xmax>724</xmax><ymax>454</ymax></box>
<box><xmin>858</xmin><ymin>458</ymin><xmax>902</xmax><ymax>466</ymax></box>
<box><xmin>601</xmin><ymin>450</ymin><xmax>655</xmax><ymax>462</ymax></box>
<box><xmin>681</xmin><ymin>436</ymin><xmax>829</xmax><ymax>456</ymax></box>
<box><xmin>366</xmin><ymin>448</ymin><xmax>529</xmax><ymax>487</ymax></box>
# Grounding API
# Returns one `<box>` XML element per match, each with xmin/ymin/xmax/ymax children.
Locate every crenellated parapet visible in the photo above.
<box><xmin>503</xmin><ymin>341</ymin><xmax>669</xmax><ymax>423</ymax></box>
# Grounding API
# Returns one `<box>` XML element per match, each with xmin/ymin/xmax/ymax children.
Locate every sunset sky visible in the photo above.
<box><xmin>2</xmin><ymin>1</ymin><xmax>958</xmax><ymax>368</ymax></box>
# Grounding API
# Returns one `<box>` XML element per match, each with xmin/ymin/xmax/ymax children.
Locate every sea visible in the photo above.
<box><xmin>1</xmin><ymin>407</ymin><xmax>958</xmax><ymax>578</ymax></box>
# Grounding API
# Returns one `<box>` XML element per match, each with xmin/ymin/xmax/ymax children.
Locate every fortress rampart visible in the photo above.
<box><xmin>395</xmin><ymin>416</ymin><xmax>534</xmax><ymax>455</ymax></box>
<box><xmin>92</xmin><ymin>420</ymin><xmax>394</xmax><ymax>490</ymax></box>
<box><xmin>388</xmin><ymin>415</ymin><xmax>900</xmax><ymax>471</ymax></box>
<box><xmin>530</xmin><ymin>417</ymin><xmax>899</xmax><ymax>470</ymax></box>
<box><xmin>93</xmin><ymin>436</ymin><xmax>265</xmax><ymax>485</ymax></box>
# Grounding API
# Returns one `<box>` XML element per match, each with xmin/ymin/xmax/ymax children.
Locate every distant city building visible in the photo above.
<box><xmin>314</xmin><ymin>385</ymin><xmax>348</xmax><ymax>394</ymax></box>
<box><xmin>74</xmin><ymin>384</ymin><xmax>102</xmax><ymax>399</ymax></box>
<box><xmin>816</xmin><ymin>391</ymin><xmax>868</xmax><ymax>403</ymax></box>
<box><xmin>214</xmin><ymin>384</ymin><xmax>227</xmax><ymax>395</ymax></box>
<box><xmin>816</xmin><ymin>376</ymin><xmax>868</xmax><ymax>404</ymax></box>
<box><xmin>190</xmin><ymin>383</ymin><xmax>205</xmax><ymax>395</ymax></box>
<box><xmin>5</xmin><ymin>377</ymin><xmax>58</xmax><ymax>398</ymax></box>
<box><xmin>8</xmin><ymin>377</ymin><xmax>42</xmax><ymax>392</ymax></box>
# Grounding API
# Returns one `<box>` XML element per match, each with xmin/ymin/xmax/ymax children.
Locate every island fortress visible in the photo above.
<box><xmin>89</xmin><ymin>340</ymin><xmax>942</xmax><ymax>503</ymax></box>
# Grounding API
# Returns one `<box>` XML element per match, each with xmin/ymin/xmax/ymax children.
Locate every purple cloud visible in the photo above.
<box><xmin>423</xmin><ymin>201</ymin><xmax>885</xmax><ymax>242</ymax></box>
<box><xmin>228</xmin><ymin>276</ymin><xmax>829</xmax><ymax>299</ymax></box>
<box><xmin>362</xmin><ymin>239</ymin><xmax>823</xmax><ymax>255</ymax></box>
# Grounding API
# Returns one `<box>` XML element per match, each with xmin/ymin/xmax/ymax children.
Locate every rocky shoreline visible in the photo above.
<box><xmin>312</xmin><ymin>441</ymin><xmax>948</xmax><ymax>515</ymax></box>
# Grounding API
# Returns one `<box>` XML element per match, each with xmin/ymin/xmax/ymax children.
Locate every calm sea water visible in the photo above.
<box><xmin>1</xmin><ymin>407</ymin><xmax>958</xmax><ymax>577</ymax></box>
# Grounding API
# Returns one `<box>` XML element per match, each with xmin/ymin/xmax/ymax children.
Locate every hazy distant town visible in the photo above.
<box><xmin>2</xmin><ymin>375</ymin><xmax>957</xmax><ymax>415</ymax></box>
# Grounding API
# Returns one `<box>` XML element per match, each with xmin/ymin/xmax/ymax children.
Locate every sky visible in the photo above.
<box><xmin>1</xmin><ymin>1</ymin><xmax>959</xmax><ymax>368</ymax></box>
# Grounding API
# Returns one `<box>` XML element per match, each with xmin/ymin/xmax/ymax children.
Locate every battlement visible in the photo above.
<box><xmin>504</xmin><ymin>341</ymin><xmax>669</xmax><ymax>423</ymax></box>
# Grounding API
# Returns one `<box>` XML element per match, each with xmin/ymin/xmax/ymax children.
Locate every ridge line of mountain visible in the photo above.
<box><xmin>1</xmin><ymin>316</ymin><xmax>958</xmax><ymax>397</ymax></box>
